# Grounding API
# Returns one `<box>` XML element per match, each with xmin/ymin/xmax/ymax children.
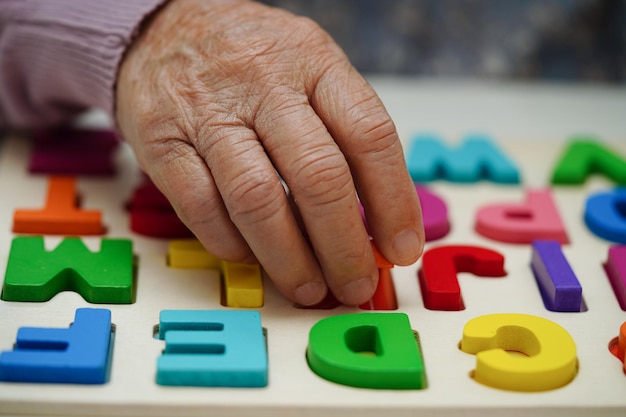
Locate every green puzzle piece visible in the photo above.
<box><xmin>551</xmin><ymin>138</ymin><xmax>626</xmax><ymax>185</ymax></box>
<box><xmin>306</xmin><ymin>313</ymin><xmax>427</xmax><ymax>390</ymax></box>
<box><xmin>2</xmin><ymin>237</ymin><xmax>134</xmax><ymax>304</ymax></box>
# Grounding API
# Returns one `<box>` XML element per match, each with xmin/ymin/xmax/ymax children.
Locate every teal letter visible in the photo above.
<box><xmin>156</xmin><ymin>310</ymin><xmax>267</xmax><ymax>387</ymax></box>
<box><xmin>407</xmin><ymin>133</ymin><xmax>520</xmax><ymax>183</ymax></box>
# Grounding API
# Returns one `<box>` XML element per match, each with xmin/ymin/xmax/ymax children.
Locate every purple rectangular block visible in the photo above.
<box><xmin>605</xmin><ymin>245</ymin><xmax>626</xmax><ymax>310</ymax></box>
<box><xmin>531</xmin><ymin>240</ymin><xmax>585</xmax><ymax>312</ymax></box>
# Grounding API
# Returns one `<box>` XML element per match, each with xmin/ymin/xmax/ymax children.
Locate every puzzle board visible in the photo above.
<box><xmin>1</xmin><ymin>78</ymin><xmax>625</xmax><ymax>417</ymax></box>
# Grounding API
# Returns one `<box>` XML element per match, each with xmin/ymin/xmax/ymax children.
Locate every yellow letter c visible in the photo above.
<box><xmin>460</xmin><ymin>314</ymin><xmax>578</xmax><ymax>392</ymax></box>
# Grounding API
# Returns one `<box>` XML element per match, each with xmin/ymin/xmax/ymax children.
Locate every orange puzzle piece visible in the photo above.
<box><xmin>360</xmin><ymin>241</ymin><xmax>397</xmax><ymax>310</ymax></box>
<box><xmin>13</xmin><ymin>176</ymin><xmax>104</xmax><ymax>235</ymax></box>
<box><xmin>609</xmin><ymin>321</ymin><xmax>626</xmax><ymax>374</ymax></box>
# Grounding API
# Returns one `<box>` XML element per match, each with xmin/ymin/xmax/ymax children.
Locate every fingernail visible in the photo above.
<box><xmin>392</xmin><ymin>229</ymin><xmax>421</xmax><ymax>264</ymax></box>
<box><xmin>294</xmin><ymin>281</ymin><xmax>327</xmax><ymax>306</ymax></box>
<box><xmin>339</xmin><ymin>277</ymin><xmax>376</xmax><ymax>306</ymax></box>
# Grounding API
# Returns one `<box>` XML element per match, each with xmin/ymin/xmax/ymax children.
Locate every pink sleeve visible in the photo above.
<box><xmin>0</xmin><ymin>0</ymin><xmax>167</xmax><ymax>128</ymax></box>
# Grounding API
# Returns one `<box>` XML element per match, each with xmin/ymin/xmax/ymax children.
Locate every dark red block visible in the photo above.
<box><xmin>29</xmin><ymin>127</ymin><xmax>119</xmax><ymax>176</ymax></box>
<box><xmin>127</xmin><ymin>178</ymin><xmax>193</xmax><ymax>238</ymax></box>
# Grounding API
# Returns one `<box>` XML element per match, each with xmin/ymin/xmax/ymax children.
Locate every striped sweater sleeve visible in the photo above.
<box><xmin>0</xmin><ymin>0</ymin><xmax>167</xmax><ymax>128</ymax></box>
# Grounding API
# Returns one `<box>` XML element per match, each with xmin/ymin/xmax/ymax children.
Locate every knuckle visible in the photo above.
<box><xmin>351</xmin><ymin>121</ymin><xmax>404</xmax><ymax>167</ymax></box>
<box><xmin>143</xmin><ymin>136</ymin><xmax>190</xmax><ymax>168</ymax></box>
<box><xmin>334</xmin><ymin>242</ymin><xmax>372</xmax><ymax>268</ymax></box>
<box><xmin>225</xmin><ymin>170</ymin><xmax>286</xmax><ymax>225</ymax></box>
<box><xmin>288</xmin><ymin>15</ymin><xmax>328</xmax><ymax>43</ymax></box>
<box><xmin>350</xmin><ymin>105</ymin><xmax>400</xmax><ymax>156</ymax></box>
<box><xmin>293</xmin><ymin>146</ymin><xmax>354</xmax><ymax>207</ymax></box>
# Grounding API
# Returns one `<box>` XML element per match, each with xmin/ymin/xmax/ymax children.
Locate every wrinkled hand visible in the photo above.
<box><xmin>116</xmin><ymin>0</ymin><xmax>423</xmax><ymax>306</ymax></box>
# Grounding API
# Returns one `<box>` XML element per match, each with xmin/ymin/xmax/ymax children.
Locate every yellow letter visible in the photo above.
<box><xmin>460</xmin><ymin>313</ymin><xmax>577</xmax><ymax>391</ymax></box>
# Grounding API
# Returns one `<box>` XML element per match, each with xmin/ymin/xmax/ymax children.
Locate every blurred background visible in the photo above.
<box><xmin>260</xmin><ymin>0</ymin><xmax>625</xmax><ymax>83</ymax></box>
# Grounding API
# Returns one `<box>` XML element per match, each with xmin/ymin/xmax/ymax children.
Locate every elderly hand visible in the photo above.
<box><xmin>115</xmin><ymin>0</ymin><xmax>423</xmax><ymax>306</ymax></box>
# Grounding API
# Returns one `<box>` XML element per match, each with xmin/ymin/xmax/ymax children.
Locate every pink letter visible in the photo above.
<box><xmin>416</xmin><ymin>185</ymin><xmax>450</xmax><ymax>241</ymax></box>
<box><xmin>475</xmin><ymin>189</ymin><xmax>569</xmax><ymax>244</ymax></box>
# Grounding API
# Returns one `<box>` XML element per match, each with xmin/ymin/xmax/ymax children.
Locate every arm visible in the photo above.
<box><xmin>0</xmin><ymin>0</ymin><xmax>166</xmax><ymax>128</ymax></box>
<box><xmin>1</xmin><ymin>0</ymin><xmax>424</xmax><ymax>306</ymax></box>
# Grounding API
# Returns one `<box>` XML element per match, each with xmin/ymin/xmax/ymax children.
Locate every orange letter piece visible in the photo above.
<box><xmin>609</xmin><ymin>322</ymin><xmax>626</xmax><ymax>374</ymax></box>
<box><xmin>360</xmin><ymin>243</ymin><xmax>398</xmax><ymax>311</ymax></box>
<box><xmin>13</xmin><ymin>176</ymin><xmax>104</xmax><ymax>235</ymax></box>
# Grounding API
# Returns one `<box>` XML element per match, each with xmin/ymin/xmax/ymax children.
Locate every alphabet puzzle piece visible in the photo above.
<box><xmin>2</xmin><ymin>237</ymin><xmax>134</xmax><ymax>304</ymax></box>
<box><xmin>127</xmin><ymin>177</ymin><xmax>193</xmax><ymax>238</ymax></box>
<box><xmin>12</xmin><ymin>176</ymin><xmax>104</xmax><ymax>235</ymax></box>
<box><xmin>584</xmin><ymin>188</ymin><xmax>626</xmax><ymax>244</ymax></box>
<box><xmin>406</xmin><ymin>133</ymin><xmax>520</xmax><ymax>183</ymax></box>
<box><xmin>460</xmin><ymin>313</ymin><xmax>578</xmax><ymax>392</ymax></box>
<box><xmin>604</xmin><ymin>245</ymin><xmax>626</xmax><ymax>310</ymax></box>
<box><xmin>28</xmin><ymin>127</ymin><xmax>119</xmax><ymax>176</ymax></box>
<box><xmin>416</xmin><ymin>185</ymin><xmax>450</xmax><ymax>241</ymax></box>
<box><xmin>530</xmin><ymin>240</ymin><xmax>586</xmax><ymax>312</ymax></box>
<box><xmin>156</xmin><ymin>310</ymin><xmax>267</xmax><ymax>387</ymax></box>
<box><xmin>168</xmin><ymin>239</ymin><xmax>263</xmax><ymax>308</ymax></box>
<box><xmin>609</xmin><ymin>322</ymin><xmax>626</xmax><ymax>374</ymax></box>
<box><xmin>551</xmin><ymin>138</ymin><xmax>626</xmax><ymax>185</ymax></box>
<box><xmin>359</xmin><ymin>243</ymin><xmax>396</xmax><ymax>310</ymax></box>
<box><xmin>358</xmin><ymin>268</ymin><xmax>398</xmax><ymax>311</ymax></box>
<box><xmin>0</xmin><ymin>308</ymin><xmax>113</xmax><ymax>384</ymax></box>
<box><xmin>418</xmin><ymin>245</ymin><xmax>506</xmax><ymax>310</ymax></box>
<box><xmin>307</xmin><ymin>313</ymin><xmax>426</xmax><ymax>389</ymax></box>
<box><xmin>475</xmin><ymin>189</ymin><xmax>569</xmax><ymax>244</ymax></box>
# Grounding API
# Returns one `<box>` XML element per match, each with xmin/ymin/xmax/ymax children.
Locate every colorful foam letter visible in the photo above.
<box><xmin>168</xmin><ymin>239</ymin><xmax>263</xmax><ymax>308</ymax></box>
<box><xmin>361</xmin><ymin>185</ymin><xmax>450</xmax><ymax>241</ymax></box>
<box><xmin>530</xmin><ymin>240</ymin><xmax>585</xmax><ymax>312</ymax></box>
<box><xmin>127</xmin><ymin>177</ymin><xmax>193</xmax><ymax>238</ymax></box>
<box><xmin>0</xmin><ymin>309</ymin><xmax>113</xmax><ymax>384</ymax></box>
<box><xmin>359</xmin><ymin>243</ymin><xmax>398</xmax><ymax>310</ymax></box>
<box><xmin>475</xmin><ymin>189</ymin><xmax>569</xmax><ymax>244</ymax></box>
<box><xmin>609</xmin><ymin>322</ymin><xmax>626</xmax><ymax>374</ymax></box>
<box><xmin>168</xmin><ymin>239</ymin><xmax>221</xmax><ymax>269</ymax></box>
<box><xmin>418</xmin><ymin>245</ymin><xmax>506</xmax><ymax>310</ymax></box>
<box><xmin>406</xmin><ymin>133</ymin><xmax>520</xmax><ymax>183</ymax></box>
<box><xmin>156</xmin><ymin>310</ymin><xmax>267</xmax><ymax>387</ymax></box>
<box><xmin>416</xmin><ymin>185</ymin><xmax>451</xmax><ymax>241</ymax></box>
<box><xmin>221</xmin><ymin>262</ymin><xmax>264</xmax><ymax>308</ymax></box>
<box><xmin>551</xmin><ymin>139</ymin><xmax>626</xmax><ymax>185</ymax></box>
<box><xmin>604</xmin><ymin>245</ymin><xmax>626</xmax><ymax>310</ymax></box>
<box><xmin>28</xmin><ymin>127</ymin><xmax>119</xmax><ymax>176</ymax></box>
<box><xmin>307</xmin><ymin>313</ymin><xmax>426</xmax><ymax>389</ymax></box>
<box><xmin>460</xmin><ymin>313</ymin><xmax>578</xmax><ymax>391</ymax></box>
<box><xmin>13</xmin><ymin>176</ymin><xmax>104</xmax><ymax>235</ymax></box>
<box><xmin>584</xmin><ymin>188</ymin><xmax>626</xmax><ymax>244</ymax></box>
<box><xmin>2</xmin><ymin>237</ymin><xmax>134</xmax><ymax>304</ymax></box>
<box><xmin>359</xmin><ymin>269</ymin><xmax>398</xmax><ymax>311</ymax></box>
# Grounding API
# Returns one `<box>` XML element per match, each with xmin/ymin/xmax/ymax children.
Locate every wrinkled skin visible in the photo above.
<box><xmin>116</xmin><ymin>0</ymin><xmax>423</xmax><ymax>306</ymax></box>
